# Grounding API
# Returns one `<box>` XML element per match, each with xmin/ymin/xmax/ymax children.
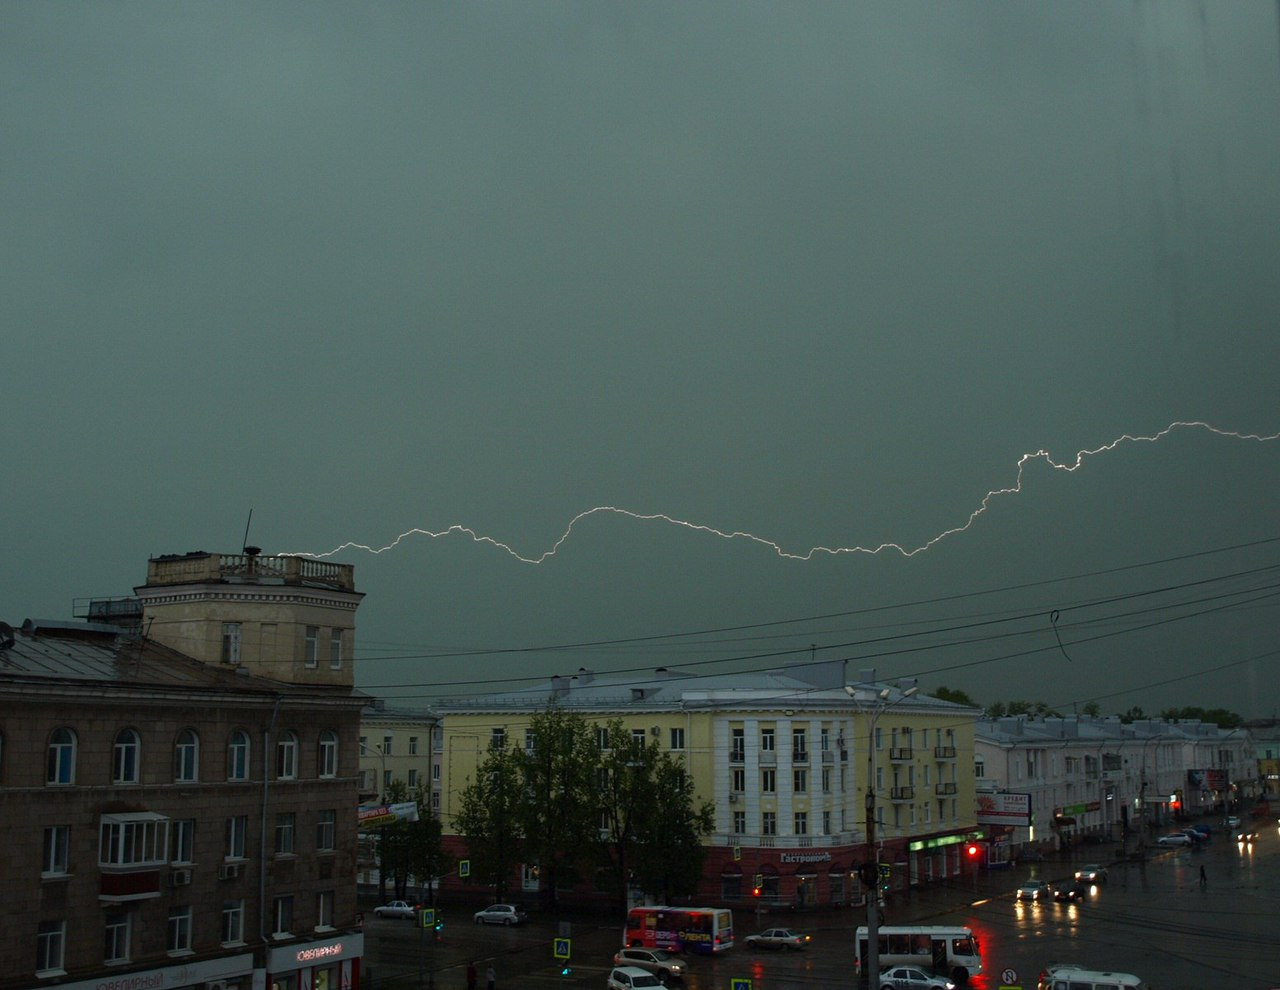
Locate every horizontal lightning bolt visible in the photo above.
<box><xmin>284</xmin><ymin>421</ymin><xmax>1278</xmax><ymax>564</ymax></box>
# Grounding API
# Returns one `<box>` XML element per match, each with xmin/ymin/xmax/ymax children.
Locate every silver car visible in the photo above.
<box><xmin>880</xmin><ymin>966</ymin><xmax>957</xmax><ymax>990</ymax></box>
<box><xmin>611</xmin><ymin>948</ymin><xmax>687</xmax><ymax>981</ymax></box>
<box><xmin>473</xmin><ymin>903</ymin><xmax>527</xmax><ymax>925</ymax></box>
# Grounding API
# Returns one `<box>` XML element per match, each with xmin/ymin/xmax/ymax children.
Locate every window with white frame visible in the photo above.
<box><xmin>167</xmin><ymin>906</ymin><xmax>192</xmax><ymax>954</ymax></box>
<box><xmin>409</xmin><ymin>736</ymin><xmax>419</xmax><ymax>756</ymax></box>
<box><xmin>316</xmin><ymin>810</ymin><xmax>336</xmax><ymax>851</ymax></box>
<box><xmin>490</xmin><ymin>728</ymin><xmax>505</xmax><ymax>750</ymax></box>
<box><xmin>36</xmin><ymin>920</ymin><xmax>65</xmax><ymax>974</ymax></box>
<box><xmin>170</xmin><ymin>820</ymin><xmax>195</xmax><ymax>864</ymax></box>
<box><xmin>794</xmin><ymin>811</ymin><xmax>808</xmax><ymax>835</ymax></box>
<box><xmin>100</xmin><ymin>813</ymin><xmax>169</xmax><ymax>867</ymax></box>
<box><xmin>316</xmin><ymin>890</ymin><xmax>335</xmax><ymax>929</ymax></box>
<box><xmin>596</xmin><ymin>727</ymin><xmax>610</xmax><ymax>750</ymax></box>
<box><xmin>221</xmin><ymin>622</ymin><xmax>241</xmax><ymax>664</ymax></box>
<box><xmin>275</xmin><ymin>812</ymin><xmax>295</xmax><ymax>856</ymax></box>
<box><xmin>383</xmin><ymin>735</ymin><xmax>394</xmax><ymax>756</ymax></box>
<box><xmin>47</xmin><ymin>727</ymin><xmax>76</xmax><ymax>785</ymax></box>
<box><xmin>731</xmin><ymin>727</ymin><xmax>745</xmax><ymax>760</ymax></box>
<box><xmin>761</xmin><ymin>728</ymin><xmax>775</xmax><ymax>751</ymax></box>
<box><xmin>174</xmin><ymin>729</ymin><xmax>199</xmax><ymax>782</ymax></box>
<box><xmin>228</xmin><ymin>730</ymin><xmax>250</xmax><ymax>781</ymax></box>
<box><xmin>431</xmin><ymin>791</ymin><xmax>440</xmax><ymax>812</ymax></box>
<box><xmin>318</xmin><ymin>730</ymin><xmax>338</xmax><ymax>778</ymax></box>
<box><xmin>822</xmin><ymin>810</ymin><xmax>832</xmax><ymax>835</ymax></box>
<box><xmin>762</xmin><ymin>812</ymin><xmax>777</xmax><ymax>835</ymax></box>
<box><xmin>762</xmin><ymin>768</ymin><xmax>776</xmax><ymax>793</ymax></box>
<box><xmin>432</xmin><ymin>763</ymin><xmax>441</xmax><ymax>781</ymax></box>
<box><xmin>408</xmin><ymin>768</ymin><xmax>419</xmax><ymax>788</ymax></box>
<box><xmin>733</xmin><ymin>811</ymin><xmax>745</xmax><ymax>834</ymax></box>
<box><xmin>329</xmin><ymin>629</ymin><xmax>343</xmax><ymax>670</ymax></box>
<box><xmin>226</xmin><ymin>815</ymin><xmax>248</xmax><ymax>860</ymax></box>
<box><xmin>793</xmin><ymin>768</ymin><xmax>808</xmax><ymax>793</ymax></box>
<box><xmin>276</xmin><ymin>731</ymin><xmax>298</xmax><ymax>780</ymax></box>
<box><xmin>43</xmin><ymin>825</ymin><xmax>70</xmax><ymax>876</ymax></box>
<box><xmin>104</xmin><ymin>910</ymin><xmax>131</xmax><ymax>964</ymax></box>
<box><xmin>732</xmin><ymin>767</ymin><xmax>745</xmax><ymax>792</ymax></box>
<box><xmin>304</xmin><ymin>626</ymin><xmax>319</xmax><ymax>668</ymax></box>
<box><xmin>525</xmin><ymin>728</ymin><xmax>536</xmax><ymax>754</ymax></box>
<box><xmin>113</xmin><ymin>729</ymin><xmax>141</xmax><ymax>784</ymax></box>
<box><xmin>221</xmin><ymin>900</ymin><xmax>245</xmax><ymax>945</ymax></box>
<box><xmin>272</xmin><ymin>895</ymin><xmax>294</xmax><ymax>938</ymax></box>
<box><xmin>631</xmin><ymin>728</ymin><xmax>646</xmax><ymax>747</ymax></box>
<box><xmin>822</xmin><ymin>766</ymin><xmax>832</xmax><ymax>793</ymax></box>
<box><xmin>670</xmin><ymin>727</ymin><xmax>685</xmax><ymax>750</ymax></box>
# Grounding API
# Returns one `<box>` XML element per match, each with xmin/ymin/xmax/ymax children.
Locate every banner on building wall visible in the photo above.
<box><xmin>357</xmin><ymin>802</ymin><xmax>419</xmax><ymax>828</ymax></box>
<box><xmin>975</xmin><ymin>792</ymin><xmax>1031</xmax><ymax>826</ymax></box>
<box><xmin>1187</xmin><ymin>768</ymin><xmax>1227</xmax><ymax>791</ymax></box>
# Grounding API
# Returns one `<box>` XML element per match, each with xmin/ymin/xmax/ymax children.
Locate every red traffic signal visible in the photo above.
<box><xmin>965</xmin><ymin>843</ymin><xmax>980</xmax><ymax>858</ymax></box>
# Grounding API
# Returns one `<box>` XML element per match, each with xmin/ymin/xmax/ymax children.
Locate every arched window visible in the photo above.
<box><xmin>276</xmin><ymin>731</ymin><xmax>298</xmax><ymax>780</ymax></box>
<box><xmin>227</xmin><ymin>730</ymin><xmax>250</xmax><ymax>781</ymax></box>
<box><xmin>318</xmin><ymin>730</ymin><xmax>338</xmax><ymax>778</ymax></box>
<box><xmin>174</xmin><ymin>729</ymin><xmax>199</xmax><ymax>782</ymax></box>
<box><xmin>47</xmin><ymin>727</ymin><xmax>77</xmax><ymax>785</ymax></box>
<box><xmin>113</xmin><ymin>729</ymin><xmax>141</xmax><ymax>784</ymax></box>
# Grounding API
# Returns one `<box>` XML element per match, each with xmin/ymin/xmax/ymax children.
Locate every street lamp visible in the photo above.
<box><xmin>847</xmin><ymin>683</ymin><xmax>918</xmax><ymax>989</ymax></box>
<box><xmin>360</xmin><ymin>740</ymin><xmax>390</xmax><ymax>901</ymax></box>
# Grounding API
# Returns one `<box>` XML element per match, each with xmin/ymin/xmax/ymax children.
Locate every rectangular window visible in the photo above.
<box><xmin>596</xmin><ymin>727</ymin><xmax>610</xmax><ymax>750</ymax></box>
<box><xmin>383</xmin><ymin>735</ymin><xmax>394</xmax><ymax>756</ymax></box>
<box><xmin>304</xmin><ymin>626</ymin><xmax>319</xmax><ymax>668</ymax></box>
<box><xmin>104</xmin><ymin>910</ymin><xmax>130</xmax><ymax>964</ymax></box>
<box><xmin>669</xmin><ymin>727</ymin><xmax>685</xmax><ymax>750</ymax></box>
<box><xmin>167</xmin><ymin>906</ymin><xmax>192</xmax><ymax>954</ymax></box>
<box><xmin>762</xmin><ymin>768</ymin><xmax>776</xmax><ymax>793</ymax></box>
<box><xmin>316</xmin><ymin>890</ymin><xmax>335</xmax><ymax>929</ymax></box>
<box><xmin>761</xmin><ymin>728</ymin><xmax>775</xmax><ymax>751</ymax></box>
<box><xmin>731</xmin><ymin>728</ymin><xmax>745</xmax><ymax>761</ymax></box>
<box><xmin>794</xmin><ymin>812</ymin><xmax>808</xmax><ymax>835</ymax></box>
<box><xmin>823</xmin><ymin>810</ymin><xmax>832</xmax><ymax>835</ymax></box>
<box><xmin>226</xmin><ymin>815</ymin><xmax>247</xmax><ymax>860</ymax></box>
<box><xmin>432</xmin><ymin>763</ymin><xmax>441</xmax><ymax>781</ymax></box>
<box><xmin>793</xmin><ymin>729</ymin><xmax>807</xmax><ymax>760</ymax></box>
<box><xmin>732</xmin><ymin>768</ymin><xmax>745</xmax><ymax>792</ymax></box>
<box><xmin>273</xmin><ymin>896</ymin><xmax>294</xmax><ymax>938</ymax></box>
<box><xmin>733</xmin><ymin>811</ymin><xmax>746</xmax><ymax>834</ymax></box>
<box><xmin>171</xmin><ymin>820</ymin><xmax>195</xmax><ymax>864</ymax></box>
<box><xmin>409</xmin><ymin>736</ymin><xmax>419</xmax><ymax>756</ymax></box>
<box><xmin>329</xmin><ymin>629</ymin><xmax>343</xmax><ymax>670</ymax></box>
<box><xmin>490</xmin><ymin>728</ymin><xmax>505</xmax><ymax>750</ymax></box>
<box><xmin>221</xmin><ymin>622</ymin><xmax>241</xmax><ymax>664</ymax></box>
<box><xmin>822</xmin><ymin>767</ymin><xmax>832</xmax><ymax>793</ymax></box>
<box><xmin>631</xmin><ymin>728</ymin><xmax>647</xmax><ymax>747</ymax></box>
<box><xmin>275</xmin><ymin>812</ymin><xmax>295</xmax><ymax>856</ymax></box>
<box><xmin>762</xmin><ymin>812</ymin><xmax>777</xmax><ymax>836</ymax></box>
<box><xmin>525</xmin><ymin>728</ymin><xmax>536</xmax><ymax>754</ymax></box>
<box><xmin>222</xmin><ymin>900</ymin><xmax>245</xmax><ymax>945</ymax></box>
<box><xmin>100</xmin><ymin>814</ymin><xmax>169</xmax><ymax>867</ymax></box>
<box><xmin>382</xmin><ymin>769</ymin><xmax>392</xmax><ymax>793</ymax></box>
<box><xmin>793</xmin><ymin>768</ymin><xmax>808</xmax><ymax>793</ymax></box>
<box><xmin>36</xmin><ymin>921</ymin><xmax>65</xmax><ymax>974</ymax></box>
<box><xmin>316</xmin><ymin>810</ymin><xmax>336</xmax><ymax>851</ymax></box>
<box><xmin>431</xmin><ymin>791</ymin><xmax>440</xmax><ymax>811</ymax></box>
<box><xmin>408</xmin><ymin>769</ymin><xmax>419</xmax><ymax>788</ymax></box>
<box><xmin>821</xmin><ymin>727</ymin><xmax>830</xmax><ymax>752</ymax></box>
<box><xmin>43</xmin><ymin>825</ymin><xmax>70</xmax><ymax>876</ymax></box>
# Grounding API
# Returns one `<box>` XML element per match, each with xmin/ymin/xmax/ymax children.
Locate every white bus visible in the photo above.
<box><xmin>855</xmin><ymin>926</ymin><xmax>983</xmax><ymax>984</ymax></box>
<box><xmin>1037</xmin><ymin>966</ymin><xmax>1149</xmax><ymax>990</ymax></box>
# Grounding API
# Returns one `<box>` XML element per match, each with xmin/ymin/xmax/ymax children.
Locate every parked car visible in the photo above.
<box><xmin>1156</xmin><ymin>833</ymin><xmax>1192</xmax><ymax>847</ymax></box>
<box><xmin>1052</xmin><ymin>881</ymin><xmax>1088</xmax><ymax>903</ymax></box>
<box><xmin>1015</xmin><ymin>879</ymin><xmax>1051</xmax><ymax>901</ymax></box>
<box><xmin>373</xmin><ymin>900</ymin><xmax>417</xmax><ymax>920</ymax></box>
<box><xmin>612</xmin><ymin>948</ymin><xmax>687</xmax><ymax>981</ymax></box>
<box><xmin>743</xmin><ymin>928</ymin><xmax>811</xmax><ymax>950</ymax></box>
<box><xmin>879</xmin><ymin>965</ymin><xmax>957</xmax><ymax>990</ymax></box>
<box><xmin>1073</xmin><ymin>864</ymin><xmax>1107</xmax><ymax>883</ymax></box>
<box><xmin>607</xmin><ymin>966</ymin><xmax>664</xmax><ymax>990</ymax></box>
<box><xmin>473</xmin><ymin>903</ymin><xmax>527</xmax><ymax>926</ymax></box>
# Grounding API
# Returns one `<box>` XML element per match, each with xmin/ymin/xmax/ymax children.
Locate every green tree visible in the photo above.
<box><xmin>516</xmin><ymin>705</ymin><xmax>602</xmax><ymax>912</ymax></box>
<box><xmin>1119</xmin><ymin>706</ymin><xmax>1146</xmax><ymax>723</ymax></box>
<box><xmin>596</xmin><ymin>720</ymin><xmax>659</xmax><ymax>913</ymax></box>
<box><xmin>455</xmin><ymin>741</ymin><xmax>525</xmax><ymax>901</ymax></box>
<box><xmin>933</xmin><ymin>685</ymin><xmax>979</xmax><ymax>707</ymax></box>
<box><xmin>1080</xmin><ymin>701</ymin><xmax>1101</xmax><ymax>717</ymax></box>
<box><xmin>632</xmin><ymin>754</ymin><xmax>715</xmax><ymax>903</ymax></box>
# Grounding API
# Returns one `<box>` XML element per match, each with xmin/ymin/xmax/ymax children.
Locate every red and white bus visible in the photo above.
<box><xmin>624</xmin><ymin>906</ymin><xmax>735</xmax><ymax>955</ymax></box>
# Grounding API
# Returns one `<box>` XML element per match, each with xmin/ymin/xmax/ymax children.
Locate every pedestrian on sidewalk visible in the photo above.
<box><xmin>1199</xmin><ymin>864</ymin><xmax>1207</xmax><ymax>886</ymax></box>
<box><xmin>486</xmin><ymin>964</ymin><xmax>496</xmax><ymax>990</ymax></box>
<box><xmin>466</xmin><ymin>961</ymin><xmax>477</xmax><ymax>990</ymax></box>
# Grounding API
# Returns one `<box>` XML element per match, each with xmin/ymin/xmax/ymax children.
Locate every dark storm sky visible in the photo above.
<box><xmin>3</xmin><ymin>2</ymin><xmax>1277</xmax><ymax>717</ymax></box>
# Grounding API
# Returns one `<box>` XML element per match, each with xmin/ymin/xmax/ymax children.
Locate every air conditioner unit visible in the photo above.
<box><xmin>169</xmin><ymin>868</ymin><xmax>192</xmax><ymax>887</ymax></box>
<box><xmin>729</xmin><ymin>793</ymin><xmax>740</xmax><ymax>803</ymax></box>
<box><xmin>217</xmin><ymin>863</ymin><xmax>241</xmax><ymax>881</ymax></box>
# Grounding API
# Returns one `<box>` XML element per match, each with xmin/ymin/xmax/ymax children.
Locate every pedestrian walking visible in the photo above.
<box><xmin>466</xmin><ymin>962</ymin><xmax>477</xmax><ymax>990</ymax></box>
<box><xmin>486</xmin><ymin>964</ymin><xmax>496</xmax><ymax>990</ymax></box>
<box><xmin>1199</xmin><ymin>864</ymin><xmax>1207</xmax><ymax>885</ymax></box>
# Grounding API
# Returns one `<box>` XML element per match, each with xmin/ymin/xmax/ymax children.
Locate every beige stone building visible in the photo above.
<box><xmin>0</xmin><ymin>550</ymin><xmax>366</xmax><ymax>990</ymax></box>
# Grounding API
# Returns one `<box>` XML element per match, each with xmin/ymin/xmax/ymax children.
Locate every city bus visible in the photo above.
<box><xmin>855</xmin><ymin>926</ymin><xmax>983</xmax><ymax>984</ymax></box>
<box><xmin>624</xmin><ymin>906</ymin><xmax>735</xmax><ymax>954</ymax></box>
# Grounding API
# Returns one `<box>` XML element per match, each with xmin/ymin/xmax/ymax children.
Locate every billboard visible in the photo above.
<box><xmin>1187</xmin><ymin>768</ymin><xmax>1227</xmax><ymax>791</ymax></box>
<box><xmin>976</xmin><ymin>791</ymin><xmax>1031</xmax><ymax>826</ymax></box>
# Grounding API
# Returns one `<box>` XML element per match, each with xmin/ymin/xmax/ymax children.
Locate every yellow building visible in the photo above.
<box><xmin>433</xmin><ymin>663</ymin><xmax>979</xmax><ymax>908</ymax></box>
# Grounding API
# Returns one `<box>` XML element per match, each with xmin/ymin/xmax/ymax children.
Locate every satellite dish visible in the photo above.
<box><xmin>0</xmin><ymin>621</ymin><xmax>15</xmax><ymax>649</ymax></box>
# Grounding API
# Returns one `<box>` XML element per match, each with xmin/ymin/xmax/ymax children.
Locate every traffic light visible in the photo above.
<box><xmin>966</xmin><ymin>843</ymin><xmax>980</xmax><ymax>859</ymax></box>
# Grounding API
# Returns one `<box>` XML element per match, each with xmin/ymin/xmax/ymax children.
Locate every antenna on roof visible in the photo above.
<box><xmin>241</xmin><ymin>509</ymin><xmax>254</xmax><ymax>554</ymax></box>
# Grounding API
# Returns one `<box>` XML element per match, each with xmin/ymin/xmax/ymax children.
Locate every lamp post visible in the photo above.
<box><xmin>360</xmin><ymin>741</ymin><xmax>389</xmax><ymax>901</ymax></box>
<box><xmin>847</xmin><ymin>683</ymin><xmax>918</xmax><ymax>988</ymax></box>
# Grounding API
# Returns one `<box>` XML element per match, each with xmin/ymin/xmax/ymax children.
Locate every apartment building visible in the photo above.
<box><xmin>0</xmin><ymin>550</ymin><xmax>366</xmax><ymax>990</ymax></box>
<box><xmin>433</xmin><ymin>663</ymin><xmax>981</xmax><ymax>908</ymax></box>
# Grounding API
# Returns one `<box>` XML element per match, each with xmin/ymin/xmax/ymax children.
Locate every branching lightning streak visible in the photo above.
<box><xmin>287</xmin><ymin>421</ymin><xmax>1279</xmax><ymax>563</ymax></box>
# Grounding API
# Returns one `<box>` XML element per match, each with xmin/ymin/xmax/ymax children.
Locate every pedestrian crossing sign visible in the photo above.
<box><xmin>554</xmin><ymin>938</ymin><xmax>571</xmax><ymax>959</ymax></box>
<box><xmin>731</xmin><ymin>980</ymin><xmax>752</xmax><ymax>990</ymax></box>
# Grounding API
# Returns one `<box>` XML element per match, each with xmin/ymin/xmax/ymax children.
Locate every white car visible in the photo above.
<box><xmin>880</xmin><ymin>966</ymin><xmax>957</xmax><ymax>990</ymax></box>
<box><xmin>1074</xmin><ymin>864</ymin><xmax>1107</xmax><ymax>883</ymax></box>
<box><xmin>473</xmin><ymin>903</ymin><xmax>527</xmax><ymax>925</ymax></box>
<box><xmin>607</xmin><ymin>966</ymin><xmax>664</xmax><ymax>990</ymax></box>
<box><xmin>1156</xmin><ymin>833</ymin><xmax>1192</xmax><ymax>847</ymax></box>
<box><xmin>743</xmin><ymin>928</ymin><xmax>811</xmax><ymax>950</ymax></box>
<box><xmin>1015</xmin><ymin>880</ymin><xmax>1050</xmax><ymax>901</ymax></box>
<box><xmin>373</xmin><ymin>900</ymin><xmax>416</xmax><ymax>919</ymax></box>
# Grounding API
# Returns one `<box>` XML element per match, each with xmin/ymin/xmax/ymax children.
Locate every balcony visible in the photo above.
<box><xmin>933</xmin><ymin>746</ymin><xmax>957</xmax><ymax>760</ymax></box>
<box><xmin>793</xmin><ymin>750</ymin><xmax>809</xmax><ymax>764</ymax></box>
<box><xmin>934</xmin><ymin>782</ymin><xmax>957</xmax><ymax>796</ymax></box>
<box><xmin>100</xmin><ymin>869</ymin><xmax>161</xmax><ymax>903</ymax></box>
<box><xmin>145</xmin><ymin>551</ymin><xmax>356</xmax><ymax>592</ymax></box>
<box><xmin>730</xmin><ymin>749</ymin><xmax>746</xmax><ymax>764</ymax></box>
<box><xmin>889</xmin><ymin>786</ymin><xmax>915</xmax><ymax>801</ymax></box>
<box><xmin>889</xmin><ymin>747</ymin><xmax>913</xmax><ymax>762</ymax></box>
